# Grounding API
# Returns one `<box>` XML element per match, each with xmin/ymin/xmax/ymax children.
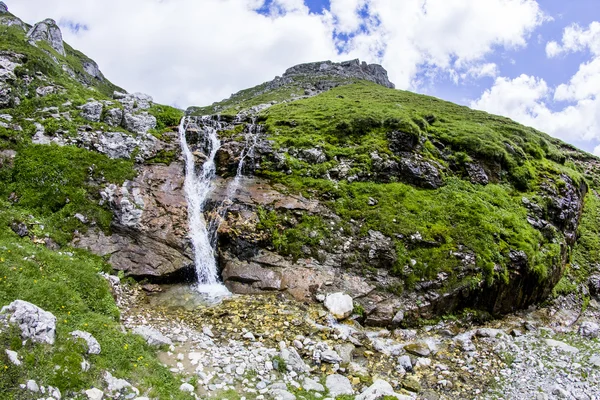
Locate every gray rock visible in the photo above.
<box><xmin>334</xmin><ymin>343</ymin><xmax>355</xmax><ymax>365</ymax></box>
<box><xmin>579</xmin><ymin>321</ymin><xmax>600</xmax><ymax>338</ymax></box>
<box><xmin>324</xmin><ymin>292</ymin><xmax>353</xmax><ymax>320</ymax></box>
<box><xmin>545</xmin><ymin>339</ymin><xmax>579</xmax><ymax>353</ymax></box>
<box><xmin>280</xmin><ymin>347</ymin><xmax>310</xmax><ymax>373</ymax></box>
<box><xmin>325</xmin><ymin>374</ymin><xmax>353</xmax><ymax>397</ymax></box>
<box><xmin>321</xmin><ymin>349</ymin><xmax>343</xmax><ymax>364</ymax></box>
<box><xmin>27</xmin><ymin>19</ymin><xmax>65</xmax><ymax>56</ymax></box>
<box><xmin>589</xmin><ymin>354</ymin><xmax>600</xmax><ymax>367</ymax></box>
<box><xmin>0</xmin><ymin>2</ymin><xmax>7</xmax><ymax>13</ymax></box>
<box><xmin>83</xmin><ymin>61</ymin><xmax>102</xmax><ymax>80</ymax></box>
<box><xmin>303</xmin><ymin>377</ymin><xmax>325</xmax><ymax>392</ymax></box>
<box><xmin>123</xmin><ymin>112</ymin><xmax>157</xmax><ymax>134</ymax></box>
<box><xmin>85</xmin><ymin>388</ymin><xmax>104</xmax><ymax>400</ymax></box>
<box><xmin>269</xmin><ymin>389</ymin><xmax>296</xmax><ymax>400</ymax></box>
<box><xmin>132</xmin><ymin>326</ymin><xmax>173</xmax><ymax>347</ymax></box>
<box><xmin>465</xmin><ymin>163</ymin><xmax>489</xmax><ymax>185</ymax></box>
<box><xmin>26</xmin><ymin>380</ymin><xmax>39</xmax><ymax>392</ymax></box>
<box><xmin>104</xmin><ymin>108</ymin><xmax>123</xmax><ymax>126</ymax></box>
<box><xmin>79</xmin><ymin>130</ymin><xmax>158</xmax><ymax>160</ymax></box>
<box><xmin>179</xmin><ymin>383</ymin><xmax>194</xmax><ymax>392</ymax></box>
<box><xmin>300</xmin><ymin>148</ymin><xmax>326</xmax><ymax>164</ymax></box>
<box><xmin>348</xmin><ymin>362</ymin><xmax>369</xmax><ymax>377</ymax></box>
<box><xmin>5</xmin><ymin>349</ymin><xmax>21</xmax><ymax>366</ymax></box>
<box><xmin>398</xmin><ymin>355</ymin><xmax>412</xmax><ymax>372</ymax></box>
<box><xmin>404</xmin><ymin>342</ymin><xmax>431</xmax><ymax>357</ymax></box>
<box><xmin>103</xmin><ymin>371</ymin><xmax>135</xmax><ymax>395</ymax></box>
<box><xmin>1</xmin><ymin>300</ymin><xmax>56</xmax><ymax>345</ymax></box>
<box><xmin>70</xmin><ymin>330</ymin><xmax>101</xmax><ymax>354</ymax></box>
<box><xmin>36</xmin><ymin>86</ymin><xmax>56</xmax><ymax>97</ymax></box>
<box><xmin>0</xmin><ymin>82</ymin><xmax>12</xmax><ymax>108</ymax></box>
<box><xmin>356</xmin><ymin>379</ymin><xmax>412</xmax><ymax>400</ymax></box>
<box><xmin>80</xmin><ymin>101</ymin><xmax>103</xmax><ymax>122</ymax></box>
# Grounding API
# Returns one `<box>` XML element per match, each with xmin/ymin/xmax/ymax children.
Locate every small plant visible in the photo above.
<box><xmin>272</xmin><ymin>355</ymin><xmax>287</xmax><ymax>373</ymax></box>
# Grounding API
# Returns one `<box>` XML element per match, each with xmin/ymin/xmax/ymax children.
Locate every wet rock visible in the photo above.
<box><xmin>404</xmin><ymin>342</ymin><xmax>431</xmax><ymax>357</ymax></box>
<box><xmin>132</xmin><ymin>326</ymin><xmax>173</xmax><ymax>347</ymax></box>
<box><xmin>356</xmin><ymin>379</ymin><xmax>413</xmax><ymax>400</ymax></box>
<box><xmin>325</xmin><ymin>374</ymin><xmax>353</xmax><ymax>397</ymax></box>
<box><xmin>27</xmin><ymin>18</ymin><xmax>65</xmax><ymax>56</ymax></box>
<box><xmin>1</xmin><ymin>300</ymin><xmax>56</xmax><ymax>344</ymax></box>
<box><xmin>70</xmin><ymin>330</ymin><xmax>101</xmax><ymax>354</ymax></box>
<box><xmin>324</xmin><ymin>292</ymin><xmax>353</xmax><ymax>320</ymax></box>
<box><xmin>80</xmin><ymin>100</ymin><xmax>103</xmax><ymax>122</ymax></box>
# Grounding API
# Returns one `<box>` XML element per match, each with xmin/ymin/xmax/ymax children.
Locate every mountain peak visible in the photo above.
<box><xmin>283</xmin><ymin>59</ymin><xmax>395</xmax><ymax>89</ymax></box>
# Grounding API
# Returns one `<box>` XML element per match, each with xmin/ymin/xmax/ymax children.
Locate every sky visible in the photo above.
<box><xmin>5</xmin><ymin>0</ymin><xmax>600</xmax><ymax>154</ymax></box>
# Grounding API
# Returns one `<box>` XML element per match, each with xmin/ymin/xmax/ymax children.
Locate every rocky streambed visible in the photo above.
<box><xmin>109</xmin><ymin>277</ymin><xmax>600</xmax><ymax>400</ymax></box>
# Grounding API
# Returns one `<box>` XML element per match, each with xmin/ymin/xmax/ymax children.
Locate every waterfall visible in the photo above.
<box><xmin>178</xmin><ymin>117</ymin><xmax>229</xmax><ymax>295</ymax></box>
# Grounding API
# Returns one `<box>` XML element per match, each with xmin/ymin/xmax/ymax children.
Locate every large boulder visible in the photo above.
<box><xmin>123</xmin><ymin>112</ymin><xmax>157</xmax><ymax>134</ymax></box>
<box><xmin>27</xmin><ymin>19</ymin><xmax>65</xmax><ymax>56</ymax></box>
<box><xmin>325</xmin><ymin>374</ymin><xmax>354</xmax><ymax>397</ymax></box>
<box><xmin>1</xmin><ymin>300</ymin><xmax>57</xmax><ymax>345</ymax></box>
<box><xmin>324</xmin><ymin>292</ymin><xmax>354</xmax><ymax>320</ymax></box>
<box><xmin>80</xmin><ymin>100</ymin><xmax>103</xmax><ymax>122</ymax></box>
<box><xmin>132</xmin><ymin>326</ymin><xmax>173</xmax><ymax>347</ymax></box>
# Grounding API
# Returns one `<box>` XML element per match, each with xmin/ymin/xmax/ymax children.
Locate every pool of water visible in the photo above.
<box><xmin>145</xmin><ymin>283</ymin><xmax>231</xmax><ymax>310</ymax></box>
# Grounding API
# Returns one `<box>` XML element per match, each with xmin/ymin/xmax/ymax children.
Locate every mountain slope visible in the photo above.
<box><xmin>185</xmin><ymin>64</ymin><xmax>600</xmax><ymax>325</ymax></box>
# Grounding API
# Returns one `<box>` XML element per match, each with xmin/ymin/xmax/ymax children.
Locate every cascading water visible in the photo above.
<box><xmin>178</xmin><ymin>117</ymin><xmax>229</xmax><ymax>295</ymax></box>
<box><xmin>179</xmin><ymin>115</ymin><xmax>262</xmax><ymax>295</ymax></box>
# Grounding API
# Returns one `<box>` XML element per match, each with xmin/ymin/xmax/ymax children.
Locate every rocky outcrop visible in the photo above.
<box><xmin>0</xmin><ymin>2</ymin><xmax>7</xmax><ymax>13</ymax></box>
<box><xmin>73</xmin><ymin>163</ymin><xmax>194</xmax><ymax>279</ymax></box>
<box><xmin>27</xmin><ymin>19</ymin><xmax>66</xmax><ymax>56</ymax></box>
<box><xmin>283</xmin><ymin>59</ymin><xmax>395</xmax><ymax>89</ymax></box>
<box><xmin>1</xmin><ymin>300</ymin><xmax>57</xmax><ymax>345</ymax></box>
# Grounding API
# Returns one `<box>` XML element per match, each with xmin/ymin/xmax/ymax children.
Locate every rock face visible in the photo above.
<box><xmin>283</xmin><ymin>59</ymin><xmax>395</xmax><ymax>89</ymax></box>
<box><xmin>0</xmin><ymin>2</ymin><xmax>8</xmax><ymax>14</ymax></box>
<box><xmin>27</xmin><ymin>19</ymin><xmax>66</xmax><ymax>56</ymax></box>
<box><xmin>1</xmin><ymin>300</ymin><xmax>57</xmax><ymax>345</ymax></box>
<box><xmin>73</xmin><ymin>162</ymin><xmax>194</xmax><ymax>279</ymax></box>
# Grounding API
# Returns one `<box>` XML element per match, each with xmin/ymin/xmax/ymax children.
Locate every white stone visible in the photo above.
<box><xmin>70</xmin><ymin>330</ymin><xmax>101</xmax><ymax>354</ymax></box>
<box><xmin>85</xmin><ymin>388</ymin><xmax>104</xmax><ymax>400</ymax></box>
<box><xmin>179</xmin><ymin>383</ymin><xmax>194</xmax><ymax>392</ymax></box>
<box><xmin>303</xmin><ymin>377</ymin><xmax>325</xmax><ymax>392</ymax></box>
<box><xmin>1</xmin><ymin>300</ymin><xmax>56</xmax><ymax>345</ymax></box>
<box><xmin>325</xmin><ymin>374</ymin><xmax>353</xmax><ymax>397</ymax></box>
<box><xmin>356</xmin><ymin>379</ymin><xmax>413</xmax><ymax>400</ymax></box>
<box><xmin>132</xmin><ymin>326</ymin><xmax>173</xmax><ymax>347</ymax></box>
<box><xmin>5</xmin><ymin>349</ymin><xmax>21</xmax><ymax>366</ymax></box>
<box><xmin>545</xmin><ymin>339</ymin><xmax>579</xmax><ymax>353</ymax></box>
<box><xmin>26</xmin><ymin>380</ymin><xmax>39</xmax><ymax>393</ymax></box>
<box><xmin>324</xmin><ymin>293</ymin><xmax>354</xmax><ymax>320</ymax></box>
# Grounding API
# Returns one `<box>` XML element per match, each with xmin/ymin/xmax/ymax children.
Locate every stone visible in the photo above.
<box><xmin>27</xmin><ymin>19</ymin><xmax>65</xmax><ymax>56</ymax></box>
<box><xmin>321</xmin><ymin>349</ymin><xmax>343</xmax><ymax>364</ymax></box>
<box><xmin>465</xmin><ymin>163</ymin><xmax>489</xmax><ymax>185</ymax></box>
<box><xmin>0</xmin><ymin>82</ymin><xmax>11</xmax><ymax>108</ymax></box>
<box><xmin>387</xmin><ymin>130</ymin><xmax>420</xmax><ymax>153</ymax></box>
<box><xmin>300</xmin><ymin>148</ymin><xmax>326</xmax><ymax>164</ymax></box>
<box><xmin>103</xmin><ymin>371</ymin><xmax>134</xmax><ymax>394</ymax></box>
<box><xmin>36</xmin><ymin>86</ymin><xmax>56</xmax><ymax>97</ymax></box>
<box><xmin>123</xmin><ymin>112</ymin><xmax>157</xmax><ymax>134</ymax></box>
<box><xmin>70</xmin><ymin>330</ymin><xmax>101</xmax><ymax>354</ymax></box>
<box><xmin>85</xmin><ymin>388</ymin><xmax>104</xmax><ymax>400</ymax></box>
<box><xmin>589</xmin><ymin>355</ymin><xmax>600</xmax><ymax>367</ymax></box>
<box><xmin>303</xmin><ymin>377</ymin><xmax>325</xmax><ymax>392</ymax></box>
<box><xmin>83</xmin><ymin>60</ymin><xmax>102</xmax><ymax>80</ymax></box>
<box><xmin>324</xmin><ymin>292</ymin><xmax>353</xmax><ymax>320</ymax></box>
<box><xmin>398</xmin><ymin>355</ymin><xmax>412</xmax><ymax>372</ymax></box>
<box><xmin>280</xmin><ymin>347</ymin><xmax>310</xmax><ymax>373</ymax></box>
<box><xmin>243</xmin><ymin>332</ymin><xmax>256</xmax><ymax>340</ymax></box>
<box><xmin>26</xmin><ymin>380</ymin><xmax>39</xmax><ymax>392</ymax></box>
<box><xmin>179</xmin><ymin>383</ymin><xmax>194</xmax><ymax>392</ymax></box>
<box><xmin>404</xmin><ymin>342</ymin><xmax>431</xmax><ymax>357</ymax></box>
<box><xmin>1</xmin><ymin>300</ymin><xmax>56</xmax><ymax>344</ymax></box>
<box><xmin>132</xmin><ymin>326</ymin><xmax>173</xmax><ymax>347</ymax></box>
<box><xmin>0</xmin><ymin>2</ymin><xmax>7</xmax><ymax>13</ymax></box>
<box><xmin>104</xmin><ymin>108</ymin><xmax>123</xmax><ymax>126</ymax></box>
<box><xmin>356</xmin><ymin>380</ymin><xmax>412</xmax><ymax>400</ymax></box>
<box><xmin>334</xmin><ymin>343</ymin><xmax>355</xmax><ymax>365</ymax></box>
<box><xmin>269</xmin><ymin>389</ymin><xmax>296</xmax><ymax>400</ymax></box>
<box><xmin>80</xmin><ymin>101</ymin><xmax>103</xmax><ymax>122</ymax></box>
<box><xmin>579</xmin><ymin>321</ymin><xmax>600</xmax><ymax>338</ymax></box>
<box><xmin>325</xmin><ymin>374</ymin><xmax>353</xmax><ymax>397</ymax></box>
<box><xmin>402</xmin><ymin>376</ymin><xmax>421</xmax><ymax>393</ymax></box>
<box><xmin>10</xmin><ymin>221</ymin><xmax>28</xmax><ymax>237</ymax></box>
<box><xmin>5</xmin><ymin>349</ymin><xmax>21</xmax><ymax>366</ymax></box>
<box><xmin>545</xmin><ymin>339</ymin><xmax>579</xmax><ymax>353</ymax></box>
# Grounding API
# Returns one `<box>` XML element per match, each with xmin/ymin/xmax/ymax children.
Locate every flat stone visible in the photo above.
<box><xmin>303</xmin><ymin>377</ymin><xmax>325</xmax><ymax>392</ymax></box>
<box><xmin>404</xmin><ymin>342</ymin><xmax>431</xmax><ymax>357</ymax></box>
<box><xmin>545</xmin><ymin>339</ymin><xmax>579</xmax><ymax>353</ymax></box>
<box><xmin>325</xmin><ymin>374</ymin><xmax>353</xmax><ymax>397</ymax></box>
<box><xmin>356</xmin><ymin>379</ymin><xmax>413</xmax><ymax>400</ymax></box>
<box><xmin>132</xmin><ymin>326</ymin><xmax>173</xmax><ymax>347</ymax></box>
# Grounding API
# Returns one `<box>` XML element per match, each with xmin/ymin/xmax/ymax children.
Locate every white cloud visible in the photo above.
<box><xmin>7</xmin><ymin>0</ymin><xmax>546</xmax><ymax>108</ymax></box>
<box><xmin>545</xmin><ymin>21</ymin><xmax>600</xmax><ymax>57</ymax></box>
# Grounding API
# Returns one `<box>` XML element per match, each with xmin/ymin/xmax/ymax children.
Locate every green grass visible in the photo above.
<box><xmin>0</xmin><ymin>221</ymin><xmax>190</xmax><ymax>399</ymax></box>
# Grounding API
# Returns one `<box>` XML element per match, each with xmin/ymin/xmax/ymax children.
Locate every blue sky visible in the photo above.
<box><xmin>8</xmin><ymin>0</ymin><xmax>600</xmax><ymax>154</ymax></box>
